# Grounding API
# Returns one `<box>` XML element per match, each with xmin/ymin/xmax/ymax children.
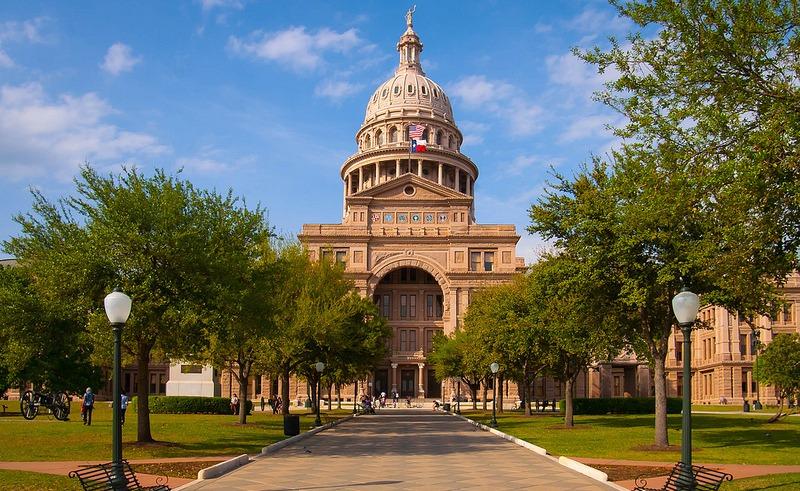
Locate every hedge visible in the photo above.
<box><xmin>131</xmin><ymin>396</ymin><xmax>253</xmax><ymax>415</ymax></box>
<box><xmin>558</xmin><ymin>397</ymin><xmax>682</xmax><ymax>415</ymax></box>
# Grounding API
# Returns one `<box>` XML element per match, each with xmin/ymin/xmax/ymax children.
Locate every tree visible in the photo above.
<box><xmin>5</xmin><ymin>166</ymin><xmax>267</xmax><ymax>442</ymax></box>
<box><xmin>464</xmin><ymin>275</ymin><xmax>554</xmax><ymax>416</ymax></box>
<box><xmin>428</xmin><ymin>329</ymin><xmax>492</xmax><ymax>410</ymax></box>
<box><xmin>0</xmin><ymin>265</ymin><xmax>102</xmax><ymax>393</ymax></box>
<box><xmin>755</xmin><ymin>333</ymin><xmax>800</xmax><ymax>422</ymax></box>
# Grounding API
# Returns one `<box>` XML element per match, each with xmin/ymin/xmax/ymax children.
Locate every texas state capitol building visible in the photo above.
<box><xmin>298</xmin><ymin>13</ymin><xmax>525</xmax><ymax>401</ymax></box>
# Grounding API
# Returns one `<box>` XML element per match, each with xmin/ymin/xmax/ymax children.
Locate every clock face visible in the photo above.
<box><xmin>424</xmin><ymin>213</ymin><xmax>434</xmax><ymax>223</ymax></box>
<box><xmin>397</xmin><ymin>213</ymin><xmax>408</xmax><ymax>223</ymax></box>
<box><xmin>411</xmin><ymin>213</ymin><xmax>421</xmax><ymax>222</ymax></box>
<box><xmin>438</xmin><ymin>213</ymin><xmax>448</xmax><ymax>222</ymax></box>
<box><xmin>371</xmin><ymin>213</ymin><xmax>381</xmax><ymax>223</ymax></box>
<box><xmin>384</xmin><ymin>213</ymin><xmax>394</xmax><ymax>223</ymax></box>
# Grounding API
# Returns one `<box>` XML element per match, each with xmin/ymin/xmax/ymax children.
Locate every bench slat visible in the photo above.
<box><xmin>635</xmin><ymin>462</ymin><xmax>732</xmax><ymax>491</ymax></box>
<box><xmin>69</xmin><ymin>459</ymin><xmax>170</xmax><ymax>491</ymax></box>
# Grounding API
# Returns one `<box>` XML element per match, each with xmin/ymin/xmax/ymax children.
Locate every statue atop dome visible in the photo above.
<box><xmin>405</xmin><ymin>5</ymin><xmax>415</xmax><ymax>28</ymax></box>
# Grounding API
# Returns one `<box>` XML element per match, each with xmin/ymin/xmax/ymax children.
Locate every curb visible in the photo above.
<box><xmin>449</xmin><ymin>411</ymin><xmax>625</xmax><ymax>490</ymax></box>
<box><xmin>197</xmin><ymin>453</ymin><xmax>250</xmax><ymax>479</ymax></box>
<box><xmin>261</xmin><ymin>414</ymin><xmax>355</xmax><ymax>455</ymax></box>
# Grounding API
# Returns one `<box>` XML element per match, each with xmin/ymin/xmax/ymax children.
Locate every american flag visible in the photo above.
<box><xmin>408</xmin><ymin>124</ymin><xmax>426</xmax><ymax>139</ymax></box>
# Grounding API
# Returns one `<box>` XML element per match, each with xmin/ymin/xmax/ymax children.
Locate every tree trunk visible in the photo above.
<box><xmin>237</xmin><ymin>364</ymin><xmax>249</xmax><ymax>425</ymax></box>
<box><xmin>281</xmin><ymin>369</ymin><xmax>290</xmax><ymax>415</ymax></box>
<box><xmin>564</xmin><ymin>377</ymin><xmax>575</xmax><ymax>428</ymax></box>
<box><xmin>653</xmin><ymin>355</ymin><xmax>669</xmax><ymax>447</ymax></box>
<box><xmin>469</xmin><ymin>382</ymin><xmax>478</xmax><ymax>410</ymax></box>
<box><xmin>523</xmin><ymin>370</ymin><xmax>531</xmax><ymax>416</ymax></box>
<box><xmin>327</xmin><ymin>384</ymin><xmax>332</xmax><ymax>411</ymax></box>
<box><xmin>767</xmin><ymin>396</ymin><xmax>785</xmax><ymax>423</ymax></box>
<box><xmin>336</xmin><ymin>384</ymin><xmax>342</xmax><ymax>409</ymax></box>
<box><xmin>482</xmin><ymin>384</ymin><xmax>488</xmax><ymax>411</ymax></box>
<box><xmin>498</xmin><ymin>374</ymin><xmax>504</xmax><ymax>414</ymax></box>
<box><xmin>136</xmin><ymin>347</ymin><xmax>154</xmax><ymax>443</ymax></box>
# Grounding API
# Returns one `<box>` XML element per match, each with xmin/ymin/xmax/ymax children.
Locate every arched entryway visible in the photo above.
<box><xmin>370</xmin><ymin>265</ymin><xmax>446</xmax><ymax>400</ymax></box>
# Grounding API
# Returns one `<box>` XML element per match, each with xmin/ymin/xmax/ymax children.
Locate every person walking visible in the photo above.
<box><xmin>260</xmin><ymin>396</ymin><xmax>266</xmax><ymax>412</ymax></box>
<box><xmin>81</xmin><ymin>387</ymin><xmax>95</xmax><ymax>426</ymax></box>
<box><xmin>230</xmin><ymin>393</ymin><xmax>239</xmax><ymax>415</ymax></box>
<box><xmin>120</xmin><ymin>390</ymin><xmax>129</xmax><ymax>425</ymax></box>
<box><xmin>275</xmin><ymin>396</ymin><xmax>282</xmax><ymax>414</ymax></box>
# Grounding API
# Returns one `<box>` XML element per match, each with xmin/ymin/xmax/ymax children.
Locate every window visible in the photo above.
<box><xmin>400</xmin><ymin>295</ymin><xmax>408</xmax><ymax>318</ymax></box>
<box><xmin>389</xmin><ymin>127</ymin><xmax>398</xmax><ymax>143</ymax></box>
<box><xmin>436</xmin><ymin>295</ymin><xmax>443</xmax><ymax>318</ymax></box>
<box><xmin>425</xmin><ymin>329</ymin><xmax>435</xmax><ymax>352</ymax></box>
<box><xmin>254</xmin><ymin>375</ymin><xmax>261</xmax><ymax>396</ymax></box>
<box><xmin>784</xmin><ymin>304</ymin><xmax>794</xmax><ymax>323</ymax></box>
<box><xmin>421</xmin><ymin>85</ymin><xmax>428</xmax><ymax>96</ymax></box>
<box><xmin>675</xmin><ymin>340</ymin><xmax>682</xmax><ymax>362</ymax></box>
<box><xmin>382</xmin><ymin>294</ymin><xmax>391</xmax><ymax>318</ymax></box>
<box><xmin>394</xmin><ymin>85</ymin><xmax>401</xmax><ymax>95</ymax></box>
<box><xmin>335</xmin><ymin>250</ymin><xmax>347</xmax><ymax>266</ymax></box>
<box><xmin>400</xmin><ymin>329</ymin><xmax>417</xmax><ymax>351</ymax></box>
<box><xmin>470</xmin><ymin>250</ymin><xmax>496</xmax><ymax>271</ymax></box>
<box><xmin>409</xmin><ymin>294</ymin><xmax>416</xmax><ymax>318</ymax></box>
<box><xmin>376</xmin><ymin>130</ymin><xmax>384</xmax><ymax>145</ymax></box>
<box><xmin>740</xmin><ymin>334</ymin><xmax>748</xmax><ymax>356</ymax></box>
<box><xmin>407</xmin><ymin>84</ymin><xmax>414</xmax><ymax>94</ymax></box>
<box><xmin>426</xmin><ymin>295</ymin><xmax>434</xmax><ymax>318</ymax></box>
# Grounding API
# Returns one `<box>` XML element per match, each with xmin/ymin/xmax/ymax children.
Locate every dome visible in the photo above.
<box><xmin>363</xmin><ymin>20</ymin><xmax>454</xmax><ymax>124</ymax></box>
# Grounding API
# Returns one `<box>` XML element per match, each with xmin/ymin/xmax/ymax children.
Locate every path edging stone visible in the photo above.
<box><xmin>197</xmin><ymin>453</ymin><xmax>250</xmax><ymax>480</ymax></box>
<box><xmin>449</xmin><ymin>411</ymin><xmax>627</xmax><ymax>490</ymax></box>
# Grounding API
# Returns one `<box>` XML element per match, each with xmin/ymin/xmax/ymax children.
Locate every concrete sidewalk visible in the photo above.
<box><xmin>183</xmin><ymin>410</ymin><xmax>615</xmax><ymax>490</ymax></box>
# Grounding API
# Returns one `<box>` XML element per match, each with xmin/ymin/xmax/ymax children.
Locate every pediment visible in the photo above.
<box><xmin>354</xmin><ymin>174</ymin><xmax>466</xmax><ymax>201</ymax></box>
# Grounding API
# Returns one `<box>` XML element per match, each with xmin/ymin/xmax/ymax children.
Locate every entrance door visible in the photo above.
<box><xmin>426</xmin><ymin>369</ymin><xmax>441</xmax><ymax>398</ymax></box>
<box><xmin>400</xmin><ymin>369</ymin><xmax>415</xmax><ymax>398</ymax></box>
<box><xmin>374</xmin><ymin>369</ymin><xmax>389</xmax><ymax>396</ymax></box>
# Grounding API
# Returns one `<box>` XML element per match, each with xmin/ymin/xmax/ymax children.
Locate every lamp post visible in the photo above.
<box><xmin>489</xmin><ymin>362</ymin><xmax>499</xmax><ymax>427</ymax></box>
<box><xmin>672</xmin><ymin>286</ymin><xmax>700</xmax><ymax>474</ymax></box>
<box><xmin>104</xmin><ymin>289</ymin><xmax>132</xmax><ymax>490</ymax></box>
<box><xmin>456</xmin><ymin>380</ymin><xmax>461</xmax><ymax>414</ymax></box>
<box><xmin>353</xmin><ymin>379</ymin><xmax>359</xmax><ymax>415</ymax></box>
<box><xmin>314</xmin><ymin>362</ymin><xmax>325</xmax><ymax>427</ymax></box>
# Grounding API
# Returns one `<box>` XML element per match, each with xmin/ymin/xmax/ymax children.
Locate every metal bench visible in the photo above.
<box><xmin>68</xmin><ymin>459</ymin><xmax>169</xmax><ymax>490</ymax></box>
<box><xmin>634</xmin><ymin>461</ymin><xmax>732</xmax><ymax>491</ymax></box>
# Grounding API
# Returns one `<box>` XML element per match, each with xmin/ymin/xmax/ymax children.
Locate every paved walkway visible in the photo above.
<box><xmin>184</xmin><ymin>411</ymin><xmax>615</xmax><ymax>491</ymax></box>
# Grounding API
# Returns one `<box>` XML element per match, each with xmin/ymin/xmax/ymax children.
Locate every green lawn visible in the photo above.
<box><xmin>0</xmin><ymin>401</ymin><xmax>350</xmax><ymax>461</ymax></box>
<box><xmin>463</xmin><ymin>410</ymin><xmax>800</xmax><ymax>465</ymax></box>
<box><xmin>0</xmin><ymin>470</ymin><xmax>81</xmax><ymax>491</ymax></box>
<box><xmin>720</xmin><ymin>473</ymin><xmax>800</xmax><ymax>490</ymax></box>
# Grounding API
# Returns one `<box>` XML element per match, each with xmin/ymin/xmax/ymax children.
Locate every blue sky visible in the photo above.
<box><xmin>0</xmin><ymin>1</ymin><xmax>632</xmax><ymax>261</ymax></box>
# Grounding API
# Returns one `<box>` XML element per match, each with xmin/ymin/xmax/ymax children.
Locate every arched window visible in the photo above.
<box><xmin>376</xmin><ymin>130</ymin><xmax>384</xmax><ymax>146</ymax></box>
<box><xmin>365</xmin><ymin>134</ymin><xmax>372</xmax><ymax>148</ymax></box>
<box><xmin>435</xmin><ymin>130</ymin><xmax>442</xmax><ymax>145</ymax></box>
<box><xmin>448</xmin><ymin>135</ymin><xmax>455</xmax><ymax>149</ymax></box>
<box><xmin>389</xmin><ymin>127</ymin><xmax>398</xmax><ymax>143</ymax></box>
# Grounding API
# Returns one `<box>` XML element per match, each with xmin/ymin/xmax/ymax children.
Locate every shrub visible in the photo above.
<box><xmin>558</xmin><ymin>397</ymin><xmax>682</xmax><ymax>415</ymax></box>
<box><xmin>131</xmin><ymin>396</ymin><xmax>253</xmax><ymax>415</ymax></box>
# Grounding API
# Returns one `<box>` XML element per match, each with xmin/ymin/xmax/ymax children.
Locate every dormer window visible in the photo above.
<box><xmin>394</xmin><ymin>86</ymin><xmax>401</xmax><ymax>95</ymax></box>
<box><xmin>407</xmin><ymin>84</ymin><xmax>415</xmax><ymax>94</ymax></box>
<box><xmin>382</xmin><ymin>88</ymin><xmax>388</xmax><ymax>98</ymax></box>
<box><xmin>421</xmin><ymin>86</ymin><xmax>428</xmax><ymax>96</ymax></box>
<box><xmin>433</xmin><ymin>88</ymin><xmax>439</xmax><ymax>98</ymax></box>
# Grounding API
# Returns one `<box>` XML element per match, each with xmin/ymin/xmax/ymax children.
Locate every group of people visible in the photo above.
<box><xmin>260</xmin><ymin>394</ymin><xmax>283</xmax><ymax>414</ymax></box>
<box><xmin>80</xmin><ymin>387</ymin><xmax>128</xmax><ymax>426</ymax></box>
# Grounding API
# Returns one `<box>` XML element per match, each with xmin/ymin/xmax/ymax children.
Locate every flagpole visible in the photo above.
<box><xmin>408</xmin><ymin>123</ymin><xmax>412</xmax><ymax>175</ymax></box>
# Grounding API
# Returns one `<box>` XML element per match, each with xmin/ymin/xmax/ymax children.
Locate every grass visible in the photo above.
<box><xmin>0</xmin><ymin>401</ymin><xmax>351</xmax><ymax>461</ymax></box>
<box><xmin>0</xmin><ymin>470</ymin><xmax>81</xmax><ymax>491</ymax></box>
<box><xmin>720</xmin><ymin>473</ymin><xmax>800</xmax><ymax>490</ymax></box>
<box><xmin>463</xmin><ymin>410</ymin><xmax>800</xmax><ymax>465</ymax></box>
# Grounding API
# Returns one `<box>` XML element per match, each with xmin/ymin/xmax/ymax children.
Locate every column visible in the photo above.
<box><xmin>417</xmin><ymin>159</ymin><xmax>422</xmax><ymax>176</ymax></box>
<box><xmin>342</xmin><ymin>181</ymin><xmax>347</xmax><ymax>220</ymax></box>
<box><xmin>375</xmin><ymin>162</ymin><xmax>380</xmax><ymax>185</ymax></box>
<box><xmin>455</xmin><ymin>168</ymin><xmax>460</xmax><ymax>192</ymax></box>
<box><xmin>396</xmin><ymin>159</ymin><xmax>401</xmax><ymax>177</ymax></box>
<box><xmin>418</xmin><ymin>363</ymin><xmax>425</xmax><ymax>398</ymax></box>
<box><xmin>391</xmin><ymin>363</ymin><xmax>398</xmax><ymax>394</ymax></box>
<box><xmin>346</xmin><ymin>173</ymin><xmax>351</xmax><ymax>196</ymax></box>
<box><xmin>358</xmin><ymin>166</ymin><xmax>363</xmax><ymax>192</ymax></box>
<box><xmin>467</xmin><ymin>175</ymin><xmax>472</xmax><ymax>196</ymax></box>
<box><xmin>438</xmin><ymin>163</ymin><xmax>443</xmax><ymax>185</ymax></box>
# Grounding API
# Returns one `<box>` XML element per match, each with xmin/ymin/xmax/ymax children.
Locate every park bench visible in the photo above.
<box><xmin>634</xmin><ymin>461</ymin><xmax>732</xmax><ymax>491</ymax></box>
<box><xmin>534</xmin><ymin>399</ymin><xmax>558</xmax><ymax>412</ymax></box>
<box><xmin>68</xmin><ymin>459</ymin><xmax>170</xmax><ymax>490</ymax></box>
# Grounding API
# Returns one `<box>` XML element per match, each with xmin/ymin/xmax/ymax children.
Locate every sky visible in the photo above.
<box><xmin>0</xmin><ymin>0</ymin><xmax>634</xmax><ymax>262</ymax></box>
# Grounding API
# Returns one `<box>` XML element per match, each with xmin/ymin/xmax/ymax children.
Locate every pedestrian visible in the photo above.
<box><xmin>81</xmin><ymin>387</ymin><xmax>95</xmax><ymax>426</ymax></box>
<box><xmin>275</xmin><ymin>396</ymin><xmax>282</xmax><ymax>414</ymax></box>
<box><xmin>260</xmin><ymin>396</ymin><xmax>266</xmax><ymax>412</ymax></box>
<box><xmin>230</xmin><ymin>393</ymin><xmax>239</xmax><ymax>415</ymax></box>
<box><xmin>120</xmin><ymin>390</ymin><xmax>129</xmax><ymax>425</ymax></box>
<box><xmin>392</xmin><ymin>390</ymin><xmax>399</xmax><ymax>408</ymax></box>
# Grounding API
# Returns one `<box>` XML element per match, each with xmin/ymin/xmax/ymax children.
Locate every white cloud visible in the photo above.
<box><xmin>101</xmin><ymin>43</ymin><xmax>142</xmax><ymax>76</ymax></box>
<box><xmin>176</xmin><ymin>156</ymin><xmax>230</xmax><ymax>173</ymax></box>
<box><xmin>558</xmin><ymin>114</ymin><xmax>618</xmax><ymax>143</ymax></box>
<box><xmin>533</xmin><ymin>22</ymin><xmax>553</xmax><ymax>34</ymax></box>
<box><xmin>198</xmin><ymin>0</ymin><xmax>243</xmax><ymax>12</ymax></box>
<box><xmin>228</xmin><ymin>26</ymin><xmax>364</xmax><ymax>71</ymax></box>
<box><xmin>0</xmin><ymin>18</ymin><xmax>47</xmax><ymax>43</ymax></box>
<box><xmin>449</xmin><ymin>75</ymin><xmax>544</xmax><ymax>136</ymax></box>
<box><xmin>567</xmin><ymin>7</ymin><xmax>630</xmax><ymax>34</ymax></box>
<box><xmin>0</xmin><ymin>83</ymin><xmax>168</xmax><ymax>181</ymax></box>
<box><xmin>459</xmin><ymin>120</ymin><xmax>489</xmax><ymax>146</ymax></box>
<box><xmin>314</xmin><ymin>79</ymin><xmax>363</xmax><ymax>101</ymax></box>
<box><xmin>516</xmin><ymin>234</ymin><xmax>554</xmax><ymax>265</ymax></box>
<box><xmin>0</xmin><ymin>49</ymin><xmax>12</xmax><ymax>68</ymax></box>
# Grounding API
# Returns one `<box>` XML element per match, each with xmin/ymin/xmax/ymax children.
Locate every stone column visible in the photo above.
<box><xmin>418</xmin><ymin>363</ymin><xmax>425</xmax><ymax>398</ymax></box>
<box><xmin>467</xmin><ymin>175</ymin><xmax>472</xmax><ymax>196</ymax></box>
<box><xmin>346</xmin><ymin>173</ymin><xmax>351</xmax><ymax>196</ymax></box>
<box><xmin>417</xmin><ymin>159</ymin><xmax>422</xmax><ymax>176</ymax></box>
<box><xmin>438</xmin><ymin>163</ymin><xmax>443</xmax><ymax>185</ymax></box>
<box><xmin>455</xmin><ymin>168</ymin><xmax>460</xmax><ymax>192</ymax></box>
<box><xmin>375</xmin><ymin>162</ymin><xmax>380</xmax><ymax>185</ymax></box>
<box><xmin>358</xmin><ymin>166</ymin><xmax>363</xmax><ymax>192</ymax></box>
<box><xmin>391</xmin><ymin>363</ymin><xmax>398</xmax><ymax>394</ymax></box>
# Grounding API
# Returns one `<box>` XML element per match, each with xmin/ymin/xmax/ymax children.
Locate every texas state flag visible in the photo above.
<box><xmin>411</xmin><ymin>139</ymin><xmax>427</xmax><ymax>152</ymax></box>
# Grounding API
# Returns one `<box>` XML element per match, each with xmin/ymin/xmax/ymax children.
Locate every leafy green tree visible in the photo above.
<box><xmin>428</xmin><ymin>329</ymin><xmax>492</xmax><ymax>410</ymax></box>
<box><xmin>0</xmin><ymin>265</ymin><xmax>102</xmax><ymax>393</ymax></box>
<box><xmin>755</xmin><ymin>333</ymin><xmax>800</xmax><ymax>423</ymax></box>
<box><xmin>5</xmin><ymin>166</ymin><xmax>267</xmax><ymax>442</ymax></box>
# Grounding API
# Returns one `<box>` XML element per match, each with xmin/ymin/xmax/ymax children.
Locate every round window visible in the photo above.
<box><xmin>403</xmin><ymin>185</ymin><xmax>415</xmax><ymax>196</ymax></box>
